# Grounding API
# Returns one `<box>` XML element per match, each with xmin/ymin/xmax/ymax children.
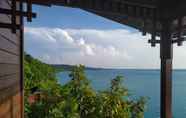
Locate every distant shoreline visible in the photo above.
<box><xmin>51</xmin><ymin>64</ymin><xmax>186</xmax><ymax>71</ymax></box>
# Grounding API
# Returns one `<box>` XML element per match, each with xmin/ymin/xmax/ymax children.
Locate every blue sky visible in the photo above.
<box><xmin>26</xmin><ymin>5</ymin><xmax>135</xmax><ymax>30</ymax></box>
<box><xmin>24</xmin><ymin>5</ymin><xmax>186</xmax><ymax>69</ymax></box>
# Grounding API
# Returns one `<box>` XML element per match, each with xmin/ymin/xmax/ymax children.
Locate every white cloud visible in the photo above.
<box><xmin>24</xmin><ymin>27</ymin><xmax>186</xmax><ymax>69</ymax></box>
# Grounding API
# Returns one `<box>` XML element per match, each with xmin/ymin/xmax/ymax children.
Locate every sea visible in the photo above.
<box><xmin>57</xmin><ymin>69</ymin><xmax>186</xmax><ymax>118</ymax></box>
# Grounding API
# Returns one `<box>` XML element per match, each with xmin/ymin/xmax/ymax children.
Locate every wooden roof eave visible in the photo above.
<box><xmin>87</xmin><ymin>9</ymin><xmax>159</xmax><ymax>35</ymax></box>
<box><xmin>16</xmin><ymin>0</ymin><xmax>157</xmax><ymax>8</ymax></box>
<box><xmin>112</xmin><ymin>0</ymin><xmax>157</xmax><ymax>9</ymax></box>
<box><xmin>16</xmin><ymin>0</ymin><xmax>160</xmax><ymax>34</ymax></box>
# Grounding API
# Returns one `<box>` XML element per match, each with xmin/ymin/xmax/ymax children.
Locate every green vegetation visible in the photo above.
<box><xmin>24</xmin><ymin>54</ymin><xmax>147</xmax><ymax>118</ymax></box>
<box><xmin>52</xmin><ymin>64</ymin><xmax>75</xmax><ymax>71</ymax></box>
<box><xmin>52</xmin><ymin>64</ymin><xmax>104</xmax><ymax>72</ymax></box>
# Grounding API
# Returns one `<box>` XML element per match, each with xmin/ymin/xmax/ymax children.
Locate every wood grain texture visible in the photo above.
<box><xmin>0</xmin><ymin>50</ymin><xmax>20</xmax><ymax>64</ymax></box>
<box><xmin>0</xmin><ymin>34</ymin><xmax>20</xmax><ymax>55</ymax></box>
<box><xmin>0</xmin><ymin>80</ymin><xmax>20</xmax><ymax>103</ymax></box>
<box><xmin>0</xmin><ymin>0</ymin><xmax>11</xmax><ymax>9</ymax></box>
<box><xmin>0</xmin><ymin>0</ymin><xmax>23</xmax><ymax>117</ymax></box>
<box><xmin>0</xmin><ymin>29</ymin><xmax>20</xmax><ymax>46</ymax></box>
<box><xmin>0</xmin><ymin>74</ymin><xmax>20</xmax><ymax>91</ymax></box>
<box><xmin>0</xmin><ymin>64</ymin><xmax>20</xmax><ymax>77</ymax></box>
<box><xmin>0</xmin><ymin>13</ymin><xmax>11</xmax><ymax>24</ymax></box>
<box><xmin>0</xmin><ymin>91</ymin><xmax>22</xmax><ymax>118</ymax></box>
<box><xmin>0</xmin><ymin>79</ymin><xmax>20</xmax><ymax>106</ymax></box>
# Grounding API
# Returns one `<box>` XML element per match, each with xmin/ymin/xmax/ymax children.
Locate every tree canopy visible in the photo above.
<box><xmin>24</xmin><ymin>54</ymin><xmax>147</xmax><ymax>118</ymax></box>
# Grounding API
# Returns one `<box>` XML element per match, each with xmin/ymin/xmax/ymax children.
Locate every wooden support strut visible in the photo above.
<box><xmin>0</xmin><ymin>0</ymin><xmax>36</xmax><ymax>32</ymax></box>
<box><xmin>11</xmin><ymin>0</ymin><xmax>17</xmax><ymax>33</ymax></box>
<box><xmin>160</xmin><ymin>20</ymin><xmax>173</xmax><ymax>118</ymax></box>
<box><xmin>19</xmin><ymin>0</ymin><xmax>24</xmax><ymax>117</ymax></box>
<box><xmin>0</xmin><ymin>8</ymin><xmax>36</xmax><ymax>18</ymax></box>
<box><xmin>149</xmin><ymin>9</ymin><xmax>157</xmax><ymax>47</ymax></box>
<box><xmin>141</xmin><ymin>7</ymin><xmax>147</xmax><ymax>36</ymax></box>
<box><xmin>27</xmin><ymin>0</ymin><xmax>32</xmax><ymax>22</ymax></box>
<box><xmin>177</xmin><ymin>17</ymin><xmax>183</xmax><ymax>46</ymax></box>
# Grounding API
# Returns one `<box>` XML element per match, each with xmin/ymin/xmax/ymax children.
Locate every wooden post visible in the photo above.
<box><xmin>19</xmin><ymin>0</ymin><xmax>24</xmax><ymax>117</ymax></box>
<box><xmin>160</xmin><ymin>20</ymin><xmax>173</xmax><ymax>118</ymax></box>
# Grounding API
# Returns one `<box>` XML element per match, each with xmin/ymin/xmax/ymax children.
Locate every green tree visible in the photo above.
<box><xmin>24</xmin><ymin>54</ymin><xmax>62</xmax><ymax>118</ymax></box>
<box><xmin>57</xmin><ymin>65</ymin><xmax>148</xmax><ymax>118</ymax></box>
<box><xmin>24</xmin><ymin>54</ymin><xmax>147</xmax><ymax>118</ymax></box>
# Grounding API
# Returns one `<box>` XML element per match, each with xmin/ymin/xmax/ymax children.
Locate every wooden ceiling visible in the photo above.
<box><xmin>15</xmin><ymin>0</ymin><xmax>186</xmax><ymax>35</ymax></box>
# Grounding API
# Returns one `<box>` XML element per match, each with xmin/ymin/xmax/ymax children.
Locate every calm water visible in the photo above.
<box><xmin>57</xmin><ymin>69</ymin><xmax>186</xmax><ymax>118</ymax></box>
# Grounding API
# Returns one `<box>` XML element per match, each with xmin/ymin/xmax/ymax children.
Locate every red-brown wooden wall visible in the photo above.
<box><xmin>0</xmin><ymin>0</ymin><xmax>23</xmax><ymax>118</ymax></box>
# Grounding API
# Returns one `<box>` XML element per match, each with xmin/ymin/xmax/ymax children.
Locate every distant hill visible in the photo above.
<box><xmin>51</xmin><ymin>64</ymin><xmax>104</xmax><ymax>71</ymax></box>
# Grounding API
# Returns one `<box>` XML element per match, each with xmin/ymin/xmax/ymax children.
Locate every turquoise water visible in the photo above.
<box><xmin>57</xmin><ymin>69</ymin><xmax>186</xmax><ymax>118</ymax></box>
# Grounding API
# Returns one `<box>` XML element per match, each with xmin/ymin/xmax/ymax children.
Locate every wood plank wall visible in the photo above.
<box><xmin>0</xmin><ymin>0</ymin><xmax>23</xmax><ymax>118</ymax></box>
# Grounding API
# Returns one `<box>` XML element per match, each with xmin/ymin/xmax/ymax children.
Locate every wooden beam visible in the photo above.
<box><xmin>16</xmin><ymin>0</ymin><xmax>52</xmax><ymax>6</ymax></box>
<box><xmin>19</xmin><ymin>1</ymin><xmax>24</xmax><ymax>117</ymax></box>
<box><xmin>11</xmin><ymin>0</ymin><xmax>16</xmax><ymax>33</ymax></box>
<box><xmin>15</xmin><ymin>0</ymin><xmax>156</xmax><ymax>20</ymax></box>
<box><xmin>160</xmin><ymin>20</ymin><xmax>173</xmax><ymax>118</ymax></box>
<box><xmin>113</xmin><ymin>0</ymin><xmax>157</xmax><ymax>8</ymax></box>
<box><xmin>15</xmin><ymin>0</ymin><xmax>157</xmax><ymax>8</ymax></box>
<box><xmin>14</xmin><ymin>0</ymin><xmax>159</xmax><ymax>34</ymax></box>
<box><xmin>0</xmin><ymin>23</ymin><xmax>20</xmax><ymax>30</ymax></box>
<box><xmin>27</xmin><ymin>0</ymin><xmax>33</xmax><ymax>21</ymax></box>
<box><xmin>0</xmin><ymin>8</ymin><xmax>36</xmax><ymax>18</ymax></box>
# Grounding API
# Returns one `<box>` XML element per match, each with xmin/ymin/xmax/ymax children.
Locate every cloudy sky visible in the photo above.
<box><xmin>24</xmin><ymin>5</ymin><xmax>186</xmax><ymax>69</ymax></box>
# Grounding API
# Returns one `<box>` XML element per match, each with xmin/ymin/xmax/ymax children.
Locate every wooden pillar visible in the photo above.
<box><xmin>160</xmin><ymin>20</ymin><xmax>173</xmax><ymax>118</ymax></box>
<box><xmin>19</xmin><ymin>1</ymin><xmax>24</xmax><ymax>117</ymax></box>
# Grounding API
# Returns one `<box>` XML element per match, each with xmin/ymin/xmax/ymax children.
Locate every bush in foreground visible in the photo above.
<box><xmin>24</xmin><ymin>55</ymin><xmax>147</xmax><ymax>118</ymax></box>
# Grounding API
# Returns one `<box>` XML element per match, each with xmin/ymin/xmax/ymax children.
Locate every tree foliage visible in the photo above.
<box><xmin>24</xmin><ymin>54</ymin><xmax>147</xmax><ymax>118</ymax></box>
